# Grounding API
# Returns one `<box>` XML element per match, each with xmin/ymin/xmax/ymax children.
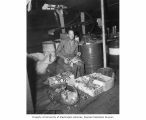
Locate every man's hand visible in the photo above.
<box><xmin>77</xmin><ymin>52</ymin><xmax>81</xmax><ymax>56</ymax></box>
<box><xmin>64</xmin><ymin>58</ymin><xmax>70</xmax><ymax>64</ymax></box>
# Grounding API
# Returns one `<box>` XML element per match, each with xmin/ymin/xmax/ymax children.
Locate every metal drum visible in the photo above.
<box><xmin>108</xmin><ymin>40</ymin><xmax>119</xmax><ymax>68</ymax></box>
<box><xmin>79</xmin><ymin>41</ymin><xmax>103</xmax><ymax>74</ymax></box>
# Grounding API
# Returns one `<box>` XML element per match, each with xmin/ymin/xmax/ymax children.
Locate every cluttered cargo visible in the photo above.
<box><xmin>43</xmin><ymin>70</ymin><xmax>114</xmax><ymax>110</ymax></box>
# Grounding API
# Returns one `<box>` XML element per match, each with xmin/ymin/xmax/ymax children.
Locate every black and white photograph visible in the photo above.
<box><xmin>26</xmin><ymin>0</ymin><xmax>119</xmax><ymax>114</ymax></box>
<box><xmin>2</xmin><ymin>0</ymin><xmax>146</xmax><ymax>120</ymax></box>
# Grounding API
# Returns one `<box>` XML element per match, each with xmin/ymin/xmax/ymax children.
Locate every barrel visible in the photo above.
<box><xmin>42</xmin><ymin>41</ymin><xmax>56</xmax><ymax>53</ymax></box>
<box><xmin>79</xmin><ymin>41</ymin><xmax>103</xmax><ymax>74</ymax></box>
<box><xmin>108</xmin><ymin>40</ymin><xmax>119</xmax><ymax>68</ymax></box>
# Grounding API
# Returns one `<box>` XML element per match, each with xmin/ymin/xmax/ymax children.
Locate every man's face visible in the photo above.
<box><xmin>68</xmin><ymin>30</ymin><xmax>74</xmax><ymax>40</ymax></box>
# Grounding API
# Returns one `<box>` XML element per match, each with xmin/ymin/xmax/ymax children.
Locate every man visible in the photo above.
<box><xmin>57</xmin><ymin>30</ymin><xmax>79</xmax><ymax>59</ymax></box>
<box><xmin>56</xmin><ymin>30</ymin><xmax>84</xmax><ymax>77</ymax></box>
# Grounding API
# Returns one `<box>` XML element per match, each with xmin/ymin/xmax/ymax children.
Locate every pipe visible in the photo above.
<box><xmin>100</xmin><ymin>0</ymin><xmax>107</xmax><ymax>68</ymax></box>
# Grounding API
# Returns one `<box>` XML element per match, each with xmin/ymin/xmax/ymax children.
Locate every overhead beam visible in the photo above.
<box><xmin>57</xmin><ymin>9</ymin><xmax>66</xmax><ymax>33</ymax></box>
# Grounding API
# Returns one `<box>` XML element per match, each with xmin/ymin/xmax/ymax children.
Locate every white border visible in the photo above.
<box><xmin>0</xmin><ymin>0</ymin><xmax>146</xmax><ymax>120</ymax></box>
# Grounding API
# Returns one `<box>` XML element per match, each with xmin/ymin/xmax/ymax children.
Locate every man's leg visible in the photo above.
<box><xmin>73</xmin><ymin>62</ymin><xmax>84</xmax><ymax>78</ymax></box>
<box><xmin>56</xmin><ymin>57</ymin><xmax>72</xmax><ymax>74</ymax></box>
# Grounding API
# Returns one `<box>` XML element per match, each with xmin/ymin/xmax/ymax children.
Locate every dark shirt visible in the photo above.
<box><xmin>56</xmin><ymin>38</ymin><xmax>78</xmax><ymax>59</ymax></box>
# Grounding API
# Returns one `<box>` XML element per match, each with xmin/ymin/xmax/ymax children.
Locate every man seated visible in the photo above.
<box><xmin>27</xmin><ymin>30</ymin><xmax>84</xmax><ymax>78</ymax></box>
<box><xmin>56</xmin><ymin>30</ymin><xmax>84</xmax><ymax>77</ymax></box>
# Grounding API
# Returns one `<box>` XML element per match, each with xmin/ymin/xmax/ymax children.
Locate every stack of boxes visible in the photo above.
<box><xmin>44</xmin><ymin>71</ymin><xmax>114</xmax><ymax>97</ymax></box>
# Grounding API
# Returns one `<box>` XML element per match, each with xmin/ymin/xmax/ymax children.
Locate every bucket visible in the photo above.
<box><xmin>42</xmin><ymin>41</ymin><xmax>56</xmax><ymax>62</ymax></box>
<box><xmin>108</xmin><ymin>40</ymin><xmax>119</xmax><ymax>68</ymax></box>
<box><xmin>79</xmin><ymin>41</ymin><xmax>103</xmax><ymax>74</ymax></box>
<box><xmin>42</xmin><ymin>41</ymin><xmax>56</xmax><ymax>53</ymax></box>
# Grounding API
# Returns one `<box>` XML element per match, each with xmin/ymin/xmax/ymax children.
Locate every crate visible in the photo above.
<box><xmin>97</xmin><ymin>67</ymin><xmax>115</xmax><ymax>91</ymax></box>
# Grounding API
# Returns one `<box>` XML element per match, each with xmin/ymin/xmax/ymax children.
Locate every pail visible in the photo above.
<box><xmin>42</xmin><ymin>41</ymin><xmax>56</xmax><ymax>53</ymax></box>
<box><xmin>42</xmin><ymin>41</ymin><xmax>56</xmax><ymax>62</ymax></box>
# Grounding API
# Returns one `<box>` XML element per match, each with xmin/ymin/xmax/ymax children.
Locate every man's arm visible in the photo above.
<box><xmin>56</xmin><ymin>40</ymin><xmax>65</xmax><ymax>59</ymax></box>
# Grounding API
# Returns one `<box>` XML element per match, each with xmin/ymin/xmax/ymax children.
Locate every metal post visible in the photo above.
<box><xmin>58</xmin><ymin>9</ymin><xmax>66</xmax><ymax>33</ymax></box>
<box><xmin>101</xmin><ymin>0</ymin><xmax>107</xmax><ymax>68</ymax></box>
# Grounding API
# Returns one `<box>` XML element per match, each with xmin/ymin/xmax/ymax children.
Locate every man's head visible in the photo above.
<box><xmin>68</xmin><ymin>30</ymin><xmax>74</xmax><ymax>40</ymax></box>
